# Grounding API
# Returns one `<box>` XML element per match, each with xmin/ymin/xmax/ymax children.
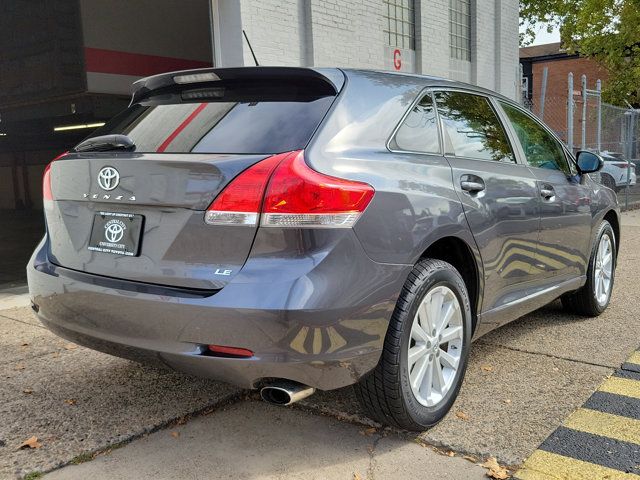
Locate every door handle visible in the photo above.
<box><xmin>540</xmin><ymin>185</ymin><xmax>555</xmax><ymax>199</ymax></box>
<box><xmin>460</xmin><ymin>175</ymin><xmax>485</xmax><ymax>193</ymax></box>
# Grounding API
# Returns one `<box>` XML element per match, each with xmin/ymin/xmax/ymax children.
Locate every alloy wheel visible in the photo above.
<box><xmin>408</xmin><ymin>285</ymin><xmax>464</xmax><ymax>407</ymax></box>
<box><xmin>594</xmin><ymin>234</ymin><xmax>613</xmax><ymax>306</ymax></box>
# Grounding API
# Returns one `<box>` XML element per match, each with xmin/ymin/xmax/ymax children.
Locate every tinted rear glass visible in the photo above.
<box><xmin>87</xmin><ymin>85</ymin><xmax>334</xmax><ymax>154</ymax></box>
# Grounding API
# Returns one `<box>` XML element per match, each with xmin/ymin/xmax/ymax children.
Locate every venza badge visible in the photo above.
<box><xmin>97</xmin><ymin>167</ymin><xmax>120</xmax><ymax>191</ymax></box>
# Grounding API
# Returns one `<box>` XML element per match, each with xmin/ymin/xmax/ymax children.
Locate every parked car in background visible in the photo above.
<box><xmin>599</xmin><ymin>151</ymin><xmax>637</xmax><ymax>191</ymax></box>
<box><xmin>28</xmin><ymin>67</ymin><xmax>620</xmax><ymax>431</ymax></box>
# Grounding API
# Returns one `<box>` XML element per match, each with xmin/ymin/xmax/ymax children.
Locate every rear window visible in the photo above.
<box><xmin>87</xmin><ymin>85</ymin><xmax>335</xmax><ymax>154</ymax></box>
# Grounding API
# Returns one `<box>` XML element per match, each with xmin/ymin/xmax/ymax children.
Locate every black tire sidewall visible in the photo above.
<box><xmin>398</xmin><ymin>265</ymin><xmax>472</xmax><ymax>428</ymax></box>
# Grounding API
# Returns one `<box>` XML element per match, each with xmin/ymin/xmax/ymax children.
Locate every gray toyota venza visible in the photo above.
<box><xmin>28</xmin><ymin>67</ymin><xmax>619</xmax><ymax>430</ymax></box>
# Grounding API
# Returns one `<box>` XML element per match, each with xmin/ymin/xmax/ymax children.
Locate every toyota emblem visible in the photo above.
<box><xmin>104</xmin><ymin>221</ymin><xmax>125</xmax><ymax>243</ymax></box>
<box><xmin>98</xmin><ymin>167</ymin><xmax>120</xmax><ymax>191</ymax></box>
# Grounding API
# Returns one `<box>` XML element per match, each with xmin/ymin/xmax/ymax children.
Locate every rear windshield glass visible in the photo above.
<box><xmin>86</xmin><ymin>85</ymin><xmax>334</xmax><ymax>154</ymax></box>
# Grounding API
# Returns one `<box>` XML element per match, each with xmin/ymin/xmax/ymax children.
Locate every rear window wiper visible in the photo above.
<box><xmin>74</xmin><ymin>134</ymin><xmax>135</xmax><ymax>153</ymax></box>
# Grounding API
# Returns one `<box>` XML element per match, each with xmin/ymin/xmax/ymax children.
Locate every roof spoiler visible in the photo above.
<box><xmin>130</xmin><ymin>67</ymin><xmax>345</xmax><ymax>105</ymax></box>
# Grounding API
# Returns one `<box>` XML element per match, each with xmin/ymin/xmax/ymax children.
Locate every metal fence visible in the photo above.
<box><xmin>523</xmin><ymin>72</ymin><xmax>640</xmax><ymax>209</ymax></box>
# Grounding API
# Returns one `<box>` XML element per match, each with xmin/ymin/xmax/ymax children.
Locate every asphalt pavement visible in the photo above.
<box><xmin>1</xmin><ymin>210</ymin><xmax>639</xmax><ymax>479</ymax></box>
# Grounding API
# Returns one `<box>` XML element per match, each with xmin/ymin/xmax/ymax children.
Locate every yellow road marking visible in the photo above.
<box><xmin>312</xmin><ymin>328</ymin><xmax>322</xmax><ymax>355</ymax></box>
<box><xmin>600</xmin><ymin>376</ymin><xmax>640</xmax><ymax>400</ymax></box>
<box><xmin>564</xmin><ymin>408</ymin><xmax>640</xmax><ymax>445</ymax></box>
<box><xmin>516</xmin><ymin>450</ymin><xmax>640</xmax><ymax>480</ymax></box>
<box><xmin>289</xmin><ymin>326</ymin><xmax>309</xmax><ymax>354</ymax></box>
<box><xmin>325</xmin><ymin>326</ymin><xmax>347</xmax><ymax>354</ymax></box>
<box><xmin>626</xmin><ymin>351</ymin><xmax>640</xmax><ymax>367</ymax></box>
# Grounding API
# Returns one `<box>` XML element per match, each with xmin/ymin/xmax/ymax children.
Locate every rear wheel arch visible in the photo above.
<box><xmin>418</xmin><ymin>236</ymin><xmax>481</xmax><ymax>333</ymax></box>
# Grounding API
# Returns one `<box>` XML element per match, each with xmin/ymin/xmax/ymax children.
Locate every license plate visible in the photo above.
<box><xmin>88</xmin><ymin>212</ymin><xmax>144</xmax><ymax>257</ymax></box>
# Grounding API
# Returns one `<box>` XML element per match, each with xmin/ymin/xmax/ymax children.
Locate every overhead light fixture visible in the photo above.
<box><xmin>53</xmin><ymin>122</ymin><xmax>105</xmax><ymax>132</ymax></box>
<box><xmin>0</xmin><ymin>133</ymin><xmax>6</xmax><ymax>137</ymax></box>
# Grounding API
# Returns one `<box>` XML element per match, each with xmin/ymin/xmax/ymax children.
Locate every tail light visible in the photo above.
<box><xmin>42</xmin><ymin>151</ymin><xmax>68</xmax><ymax>202</ymax></box>
<box><xmin>612</xmin><ymin>162</ymin><xmax>630</xmax><ymax>169</ymax></box>
<box><xmin>206</xmin><ymin>150</ymin><xmax>374</xmax><ymax>228</ymax></box>
<box><xmin>204</xmin><ymin>151</ymin><xmax>296</xmax><ymax>226</ymax></box>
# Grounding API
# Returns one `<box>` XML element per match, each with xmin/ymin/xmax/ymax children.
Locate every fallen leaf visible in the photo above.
<box><xmin>64</xmin><ymin>344</ymin><xmax>78</xmax><ymax>351</ymax></box>
<box><xmin>23</xmin><ymin>389</ymin><xmax>33</xmax><ymax>395</ymax></box>
<box><xmin>463</xmin><ymin>455</ymin><xmax>478</xmax><ymax>463</ymax></box>
<box><xmin>64</xmin><ymin>399</ymin><xmax>77</xmax><ymax>406</ymax></box>
<box><xmin>17</xmin><ymin>436</ymin><xmax>42</xmax><ymax>450</ymax></box>
<box><xmin>353</xmin><ymin>474</ymin><xmax>363</xmax><ymax>480</ymax></box>
<box><xmin>360</xmin><ymin>427</ymin><xmax>377</xmax><ymax>436</ymax></box>
<box><xmin>170</xmin><ymin>431</ymin><xmax>180</xmax><ymax>439</ymax></box>
<box><xmin>446</xmin><ymin>450</ymin><xmax>455</xmax><ymax>457</ymax></box>
<box><xmin>482</xmin><ymin>456</ymin><xmax>509</xmax><ymax>480</ymax></box>
<box><xmin>455</xmin><ymin>410</ymin><xmax>469</xmax><ymax>421</ymax></box>
<box><xmin>481</xmin><ymin>364</ymin><xmax>494</xmax><ymax>372</ymax></box>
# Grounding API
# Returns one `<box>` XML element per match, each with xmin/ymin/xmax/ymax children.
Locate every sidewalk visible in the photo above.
<box><xmin>45</xmin><ymin>401</ymin><xmax>488</xmax><ymax>480</ymax></box>
<box><xmin>2</xmin><ymin>211</ymin><xmax>639</xmax><ymax>479</ymax></box>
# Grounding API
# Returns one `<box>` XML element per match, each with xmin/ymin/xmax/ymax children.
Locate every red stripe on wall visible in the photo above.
<box><xmin>84</xmin><ymin>47</ymin><xmax>211</xmax><ymax>77</ymax></box>
<box><xmin>156</xmin><ymin>103</ymin><xmax>208</xmax><ymax>152</ymax></box>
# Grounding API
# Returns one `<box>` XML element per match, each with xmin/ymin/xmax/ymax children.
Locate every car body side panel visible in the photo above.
<box><xmin>587</xmin><ymin>176</ymin><xmax>621</xmax><ymax>250</ymax></box>
<box><xmin>305</xmin><ymin>69</ymin><xmax>485</xmax><ymax>312</ymax></box>
<box><xmin>526</xmin><ymin>167</ymin><xmax>592</xmax><ymax>281</ymax></box>
<box><xmin>446</xmin><ymin>158</ymin><xmax>541</xmax><ymax>312</ymax></box>
<box><xmin>305</xmin><ymin>71</ymin><xmax>481</xmax><ymax>263</ymax></box>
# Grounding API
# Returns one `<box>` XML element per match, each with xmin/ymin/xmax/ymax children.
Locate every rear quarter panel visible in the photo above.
<box><xmin>305</xmin><ymin>70</ymin><xmax>482</xmax><ymax>275</ymax></box>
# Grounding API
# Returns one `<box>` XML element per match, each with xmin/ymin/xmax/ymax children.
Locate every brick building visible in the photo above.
<box><xmin>520</xmin><ymin>42</ymin><xmax>609</xmax><ymax>147</ymax></box>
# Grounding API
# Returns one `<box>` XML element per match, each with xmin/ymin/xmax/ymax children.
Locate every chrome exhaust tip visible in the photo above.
<box><xmin>260</xmin><ymin>381</ymin><xmax>315</xmax><ymax>406</ymax></box>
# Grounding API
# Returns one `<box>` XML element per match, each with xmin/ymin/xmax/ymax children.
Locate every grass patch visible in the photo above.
<box><xmin>70</xmin><ymin>451</ymin><xmax>95</xmax><ymax>465</ymax></box>
<box><xmin>70</xmin><ymin>440</ymin><xmax>129</xmax><ymax>465</ymax></box>
<box><xmin>23</xmin><ymin>473</ymin><xmax>43</xmax><ymax>480</ymax></box>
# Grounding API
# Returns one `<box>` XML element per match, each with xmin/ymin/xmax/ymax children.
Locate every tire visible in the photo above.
<box><xmin>600</xmin><ymin>173</ymin><xmax>616</xmax><ymax>191</ymax></box>
<box><xmin>562</xmin><ymin>220</ymin><xmax>616</xmax><ymax>316</ymax></box>
<box><xmin>354</xmin><ymin>259</ymin><xmax>472</xmax><ymax>431</ymax></box>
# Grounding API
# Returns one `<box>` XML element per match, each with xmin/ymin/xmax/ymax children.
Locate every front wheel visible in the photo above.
<box><xmin>354</xmin><ymin>259</ymin><xmax>472</xmax><ymax>431</ymax></box>
<box><xmin>562</xmin><ymin>220</ymin><xmax>616</xmax><ymax>316</ymax></box>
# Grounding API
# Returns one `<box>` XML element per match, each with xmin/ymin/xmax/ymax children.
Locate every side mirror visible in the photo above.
<box><xmin>576</xmin><ymin>151</ymin><xmax>604</xmax><ymax>174</ymax></box>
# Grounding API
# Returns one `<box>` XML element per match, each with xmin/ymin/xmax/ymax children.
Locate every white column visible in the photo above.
<box><xmin>210</xmin><ymin>0</ymin><xmax>244</xmax><ymax>67</ymax></box>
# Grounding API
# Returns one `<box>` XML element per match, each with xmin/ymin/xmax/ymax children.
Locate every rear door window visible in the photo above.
<box><xmin>435</xmin><ymin>91</ymin><xmax>516</xmax><ymax>163</ymax></box>
<box><xmin>86</xmin><ymin>87</ymin><xmax>334</xmax><ymax>154</ymax></box>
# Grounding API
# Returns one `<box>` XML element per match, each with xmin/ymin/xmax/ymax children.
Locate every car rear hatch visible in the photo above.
<box><xmin>44</xmin><ymin>67</ymin><xmax>343</xmax><ymax>290</ymax></box>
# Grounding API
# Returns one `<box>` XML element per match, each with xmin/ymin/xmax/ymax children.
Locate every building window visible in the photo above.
<box><xmin>383</xmin><ymin>0</ymin><xmax>415</xmax><ymax>51</ymax></box>
<box><xmin>449</xmin><ymin>0</ymin><xmax>471</xmax><ymax>61</ymax></box>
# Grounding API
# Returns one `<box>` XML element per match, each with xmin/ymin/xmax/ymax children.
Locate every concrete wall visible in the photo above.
<box><xmin>233</xmin><ymin>0</ymin><xmax>519</xmax><ymax>98</ymax></box>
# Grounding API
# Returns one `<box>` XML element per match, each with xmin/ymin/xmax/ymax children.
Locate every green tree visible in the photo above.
<box><xmin>520</xmin><ymin>0</ymin><xmax>640</xmax><ymax>107</ymax></box>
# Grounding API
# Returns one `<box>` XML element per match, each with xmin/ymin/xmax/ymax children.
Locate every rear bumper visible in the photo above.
<box><xmin>28</xmin><ymin>231</ymin><xmax>411</xmax><ymax>391</ymax></box>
